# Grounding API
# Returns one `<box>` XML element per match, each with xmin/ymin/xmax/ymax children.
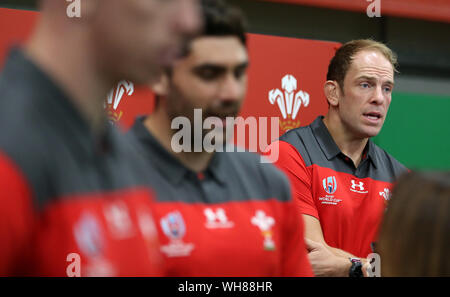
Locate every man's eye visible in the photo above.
<box><xmin>198</xmin><ymin>70</ymin><xmax>217</xmax><ymax>80</ymax></box>
<box><xmin>195</xmin><ymin>68</ymin><xmax>222</xmax><ymax>81</ymax></box>
<box><xmin>384</xmin><ymin>86</ymin><xmax>392</xmax><ymax>93</ymax></box>
<box><xmin>361</xmin><ymin>82</ymin><xmax>370</xmax><ymax>88</ymax></box>
<box><xmin>234</xmin><ymin>68</ymin><xmax>246</xmax><ymax>79</ymax></box>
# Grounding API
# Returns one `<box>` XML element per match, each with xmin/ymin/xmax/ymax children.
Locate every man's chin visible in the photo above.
<box><xmin>362</xmin><ymin>127</ymin><xmax>382</xmax><ymax>139</ymax></box>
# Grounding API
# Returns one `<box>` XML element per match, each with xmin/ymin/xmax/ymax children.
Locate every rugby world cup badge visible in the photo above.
<box><xmin>160</xmin><ymin>211</ymin><xmax>195</xmax><ymax>257</ymax></box>
<box><xmin>323</xmin><ymin>176</ymin><xmax>337</xmax><ymax>195</ymax></box>
<box><xmin>319</xmin><ymin>176</ymin><xmax>342</xmax><ymax>205</ymax></box>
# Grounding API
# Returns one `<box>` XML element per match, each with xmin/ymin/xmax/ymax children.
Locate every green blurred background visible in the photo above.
<box><xmin>373</xmin><ymin>93</ymin><xmax>450</xmax><ymax>170</ymax></box>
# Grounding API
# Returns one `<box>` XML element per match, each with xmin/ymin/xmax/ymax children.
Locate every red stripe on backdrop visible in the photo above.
<box><xmin>256</xmin><ymin>0</ymin><xmax>450</xmax><ymax>23</ymax></box>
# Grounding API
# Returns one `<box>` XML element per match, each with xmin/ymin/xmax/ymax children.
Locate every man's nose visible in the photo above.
<box><xmin>218</xmin><ymin>74</ymin><xmax>244</xmax><ymax>103</ymax></box>
<box><xmin>371</xmin><ymin>86</ymin><xmax>385</xmax><ymax>105</ymax></box>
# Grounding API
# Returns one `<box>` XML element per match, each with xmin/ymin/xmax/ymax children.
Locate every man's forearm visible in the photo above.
<box><xmin>327</xmin><ymin>245</ymin><xmax>367</xmax><ymax>276</ymax></box>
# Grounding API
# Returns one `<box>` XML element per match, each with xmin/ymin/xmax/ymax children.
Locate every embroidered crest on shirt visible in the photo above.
<box><xmin>103</xmin><ymin>201</ymin><xmax>135</xmax><ymax>240</ymax></box>
<box><xmin>73</xmin><ymin>212</ymin><xmax>117</xmax><ymax>276</ymax></box>
<box><xmin>379</xmin><ymin>188</ymin><xmax>392</xmax><ymax>205</ymax></box>
<box><xmin>251</xmin><ymin>210</ymin><xmax>276</xmax><ymax>251</ymax></box>
<box><xmin>322</xmin><ymin>176</ymin><xmax>337</xmax><ymax>194</ymax></box>
<box><xmin>160</xmin><ymin>211</ymin><xmax>195</xmax><ymax>257</ymax></box>
<box><xmin>319</xmin><ymin>176</ymin><xmax>342</xmax><ymax>205</ymax></box>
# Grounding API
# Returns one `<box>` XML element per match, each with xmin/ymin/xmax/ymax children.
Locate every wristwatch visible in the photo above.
<box><xmin>348</xmin><ymin>258</ymin><xmax>363</xmax><ymax>277</ymax></box>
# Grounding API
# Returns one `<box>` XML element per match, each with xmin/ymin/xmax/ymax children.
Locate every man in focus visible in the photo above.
<box><xmin>266</xmin><ymin>39</ymin><xmax>407</xmax><ymax>277</ymax></box>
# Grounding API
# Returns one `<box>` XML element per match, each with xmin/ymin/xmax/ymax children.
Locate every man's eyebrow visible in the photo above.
<box><xmin>193</xmin><ymin>61</ymin><xmax>249</xmax><ymax>70</ymax></box>
<box><xmin>356</xmin><ymin>75</ymin><xmax>394</xmax><ymax>85</ymax></box>
<box><xmin>356</xmin><ymin>75</ymin><xmax>377</xmax><ymax>82</ymax></box>
<box><xmin>193</xmin><ymin>64</ymin><xmax>226</xmax><ymax>71</ymax></box>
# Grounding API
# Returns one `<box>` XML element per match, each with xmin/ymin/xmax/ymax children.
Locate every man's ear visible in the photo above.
<box><xmin>151</xmin><ymin>73</ymin><xmax>170</xmax><ymax>97</ymax></box>
<box><xmin>324</xmin><ymin>80</ymin><xmax>340</xmax><ymax>107</ymax></box>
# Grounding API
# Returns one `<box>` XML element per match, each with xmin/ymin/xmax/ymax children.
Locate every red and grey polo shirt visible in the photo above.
<box><xmin>127</xmin><ymin>117</ymin><xmax>313</xmax><ymax>277</ymax></box>
<box><xmin>0</xmin><ymin>49</ymin><xmax>163</xmax><ymax>276</ymax></box>
<box><xmin>267</xmin><ymin>116</ymin><xmax>407</xmax><ymax>258</ymax></box>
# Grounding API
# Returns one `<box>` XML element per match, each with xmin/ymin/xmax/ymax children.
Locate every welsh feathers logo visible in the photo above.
<box><xmin>105</xmin><ymin>80</ymin><xmax>134</xmax><ymax>123</ymax></box>
<box><xmin>268</xmin><ymin>74</ymin><xmax>310</xmax><ymax>133</ymax></box>
<box><xmin>251</xmin><ymin>210</ymin><xmax>276</xmax><ymax>251</ymax></box>
<box><xmin>322</xmin><ymin>176</ymin><xmax>337</xmax><ymax>194</ymax></box>
<box><xmin>379</xmin><ymin>188</ymin><xmax>392</xmax><ymax>205</ymax></box>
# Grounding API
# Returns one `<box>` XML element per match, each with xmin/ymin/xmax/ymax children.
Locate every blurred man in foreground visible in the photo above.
<box><xmin>266</xmin><ymin>40</ymin><xmax>407</xmax><ymax>277</ymax></box>
<box><xmin>127</xmin><ymin>0</ymin><xmax>313</xmax><ymax>276</ymax></box>
<box><xmin>0</xmin><ymin>0</ymin><xmax>201</xmax><ymax>276</ymax></box>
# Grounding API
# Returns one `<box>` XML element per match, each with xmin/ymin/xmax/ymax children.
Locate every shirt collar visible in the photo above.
<box><xmin>129</xmin><ymin>116</ymin><xmax>226</xmax><ymax>185</ymax></box>
<box><xmin>365</xmin><ymin>139</ymin><xmax>378</xmax><ymax>169</ymax></box>
<box><xmin>311</xmin><ymin>116</ymin><xmax>378</xmax><ymax>168</ymax></box>
<box><xmin>207</xmin><ymin>151</ymin><xmax>227</xmax><ymax>185</ymax></box>
<box><xmin>311</xmin><ymin>116</ymin><xmax>341</xmax><ymax>160</ymax></box>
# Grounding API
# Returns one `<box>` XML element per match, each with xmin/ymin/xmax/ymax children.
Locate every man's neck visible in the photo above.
<box><xmin>25</xmin><ymin>20</ymin><xmax>111</xmax><ymax>136</ymax></box>
<box><xmin>144</xmin><ymin>106</ymin><xmax>214</xmax><ymax>173</ymax></box>
<box><xmin>323</xmin><ymin>113</ymin><xmax>368</xmax><ymax>168</ymax></box>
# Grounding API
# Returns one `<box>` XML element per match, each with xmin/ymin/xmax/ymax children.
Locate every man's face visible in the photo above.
<box><xmin>337</xmin><ymin>50</ymin><xmax>394</xmax><ymax>139</ymax></box>
<box><xmin>164</xmin><ymin>36</ymin><xmax>249</xmax><ymax>146</ymax></box>
<box><xmin>92</xmin><ymin>0</ymin><xmax>202</xmax><ymax>84</ymax></box>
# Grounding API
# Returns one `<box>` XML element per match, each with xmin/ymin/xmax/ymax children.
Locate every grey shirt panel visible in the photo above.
<box><xmin>279</xmin><ymin>116</ymin><xmax>407</xmax><ymax>182</ymax></box>
<box><xmin>127</xmin><ymin>117</ymin><xmax>292</xmax><ymax>204</ymax></box>
<box><xmin>0</xmin><ymin>49</ymin><xmax>155</xmax><ymax>210</ymax></box>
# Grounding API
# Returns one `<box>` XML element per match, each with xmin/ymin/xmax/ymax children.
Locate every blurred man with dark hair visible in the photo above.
<box><xmin>0</xmin><ymin>0</ymin><xmax>201</xmax><ymax>276</ymax></box>
<box><xmin>266</xmin><ymin>39</ymin><xmax>407</xmax><ymax>277</ymax></box>
<box><xmin>127</xmin><ymin>0</ymin><xmax>313</xmax><ymax>276</ymax></box>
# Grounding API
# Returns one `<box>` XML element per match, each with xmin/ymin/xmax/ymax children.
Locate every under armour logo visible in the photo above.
<box><xmin>350</xmin><ymin>180</ymin><xmax>368</xmax><ymax>194</ymax></box>
<box><xmin>351</xmin><ymin>180</ymin><xmax>365</xmax><ymax>190</ymax></box>
<box><xmin>204</xmin><ymin>208</ymin><xmax>234</xmax><ymax>229</ymax></box>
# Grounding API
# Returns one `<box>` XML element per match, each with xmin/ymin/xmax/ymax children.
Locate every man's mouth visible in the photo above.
<box><xmin>363</xmin><ymin>112</ymin><xmax>383</xmax><ymax>123</ymax></box>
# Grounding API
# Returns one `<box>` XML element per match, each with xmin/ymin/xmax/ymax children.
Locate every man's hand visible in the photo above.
<box><xmin>305</xmin><ymin>238</ymin><xmax>351</xmax><ymax>277</ymax></box>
